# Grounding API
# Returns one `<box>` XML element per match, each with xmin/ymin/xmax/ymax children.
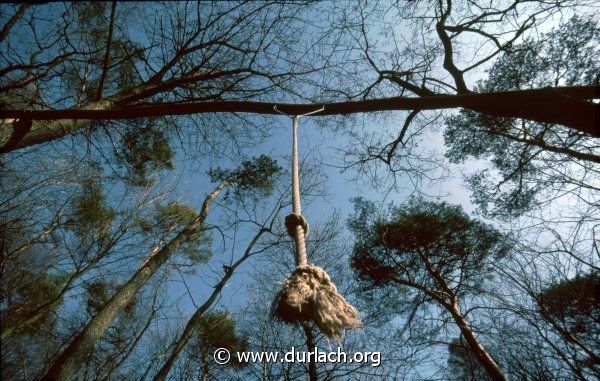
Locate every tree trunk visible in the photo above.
<box><xmin>100</xmin><ymin>307</ymin><xmax>155</xmax><ymax>381</ymax></box>
<box><xmin>153</xmin><ymin>226</ymin><xmax>267</xmax><ymax>381</ymax></box>
<box><xmin>200</xmin><ymin>360</ymin><xmax>209</xmax><ymax>381</ymax></box>
<box><xmin>41</xmin><ymin>181</ymin><xmax>228</xmax><ymax>381</ymax></box>
<box><xmin>447</xmin><ymin>302</ymin><xmax>507</xmax><ymax>381</ymax></box>
<box><xmin>152</xmin><ymin>268</ymin><xmax>234</xmax><ymax>381</ymax></box>
<box><xmin>302</xmin><ymin>324</ymin><xmax>318</xmax><ymax>381</ymax></box>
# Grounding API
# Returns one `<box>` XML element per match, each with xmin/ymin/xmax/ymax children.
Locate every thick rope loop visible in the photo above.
<box><xmin>285</xmin><ymin>214</ymin><xmax>309</xmax><ymax>238</ymax></box>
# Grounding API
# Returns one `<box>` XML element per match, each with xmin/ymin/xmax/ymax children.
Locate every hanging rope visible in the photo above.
<box><xmin>271</xmin><ymin>106</ymin><xmax>362</xmax><ymax>340</ymax></box>
<box><xmin>290</xmin><ymin>114</ymin><xmax>307</xmax><ymax>266</ymax></box>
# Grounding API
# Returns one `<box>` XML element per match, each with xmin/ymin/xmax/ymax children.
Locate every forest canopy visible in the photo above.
<box><xmin>1</xmin><ymin>1</ymin><xmax>598</xmax><ymax>380</ymax></box>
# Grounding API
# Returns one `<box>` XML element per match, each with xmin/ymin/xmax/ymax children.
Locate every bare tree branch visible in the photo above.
<box><xmin>3</xmin><ymin>85</ymin><xmax>597</xmax><ymax>154</ymax></box>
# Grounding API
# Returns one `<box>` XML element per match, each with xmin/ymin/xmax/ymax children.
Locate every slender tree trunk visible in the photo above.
<box><xmin>101</xmin><ymin>303</ymin><xmax>157</xmax><ymax>381</ymax></box>
<box><xmin>419</xmin><ymin>254</ymin><xmax>507</xmax><ymax>380</ymax></box>
<box><xmin>41</xmin><ymin>181</ymin><xmax>228</xmax><ymax>381</ymax></box>
<box><xmin>200</xmin><ymin>360</ymin><xmax>209</xmax><ymax>381</ymax></box>
<box><xmin>302</xmin><ymin>324</ymin><xmax>318</xmax><ymax>381</ymax></box>
<box><xmin>152</xmin><ymin>271</ymin><xmax>233</xmax><ymax>381</ymax></box>
<box><xmin>153</xmin><ymin>227</ymin><xmax>267</xmax><ymax>381</ymax></box>
<box><xmin>446</xmin><ymin>302</ymin><xmax>507</xmax><ymax>381</ymax></box>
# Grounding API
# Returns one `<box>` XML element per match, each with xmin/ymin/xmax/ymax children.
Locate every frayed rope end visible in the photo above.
<box><xmin>271</xmin><ymin>264</ymin><xmax>362</xmax><ymax>340</ymax></box>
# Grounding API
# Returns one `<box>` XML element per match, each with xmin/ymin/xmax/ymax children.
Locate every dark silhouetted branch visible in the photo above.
<box><xmin>2</xmin><ymin>85</ymin><xmax>598</xmax><ymax>154</ymax></box>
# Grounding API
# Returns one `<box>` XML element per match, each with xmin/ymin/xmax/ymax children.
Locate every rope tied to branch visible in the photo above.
<box><xmin>271</xmin><ymin>106</ymin><xmax>361</xmax><ymax>340</ymax></box>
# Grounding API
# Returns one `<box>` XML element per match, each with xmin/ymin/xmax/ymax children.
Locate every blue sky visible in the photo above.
<box><xmin>3</xmin><ymin>3</ymin><xmax>596</xmax><ymax>378</ymax></box>
<box><xmin>165</xmin><ymin>105</ymin><xmax>483</xmax><ymax>319</ymax></box>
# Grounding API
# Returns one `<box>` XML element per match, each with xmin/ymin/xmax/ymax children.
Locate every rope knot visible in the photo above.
<box><xmin>285</xmin><ymin>213</ymin><xmax>309</xmax><ymax>238</ymax></box>
<box><xmin>271</xmin><ymin>264</ymin><xmax>362</xmax><ymax>340</ymax></box>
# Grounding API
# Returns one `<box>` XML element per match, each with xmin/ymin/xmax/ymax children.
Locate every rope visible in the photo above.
<box><xmin>271</xmin><ymin>105</ymin><xmax>362</xmax><ymax>339</ymax></box>
<box><xmin>273</xmin><ymin>105</ymin><xmax>323</xmax><ymax>267</ymax></box>
<box><xmin>291</xmin><ymin>115</ymin><xmax>308</xmax><ymax>266</ymax></box>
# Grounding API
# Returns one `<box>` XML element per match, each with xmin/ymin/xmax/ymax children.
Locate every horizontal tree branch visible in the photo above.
<box><xmin>1</xmin><ymin>85</ymin><xmax>598</xmax><ymax>153</ymax></box>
